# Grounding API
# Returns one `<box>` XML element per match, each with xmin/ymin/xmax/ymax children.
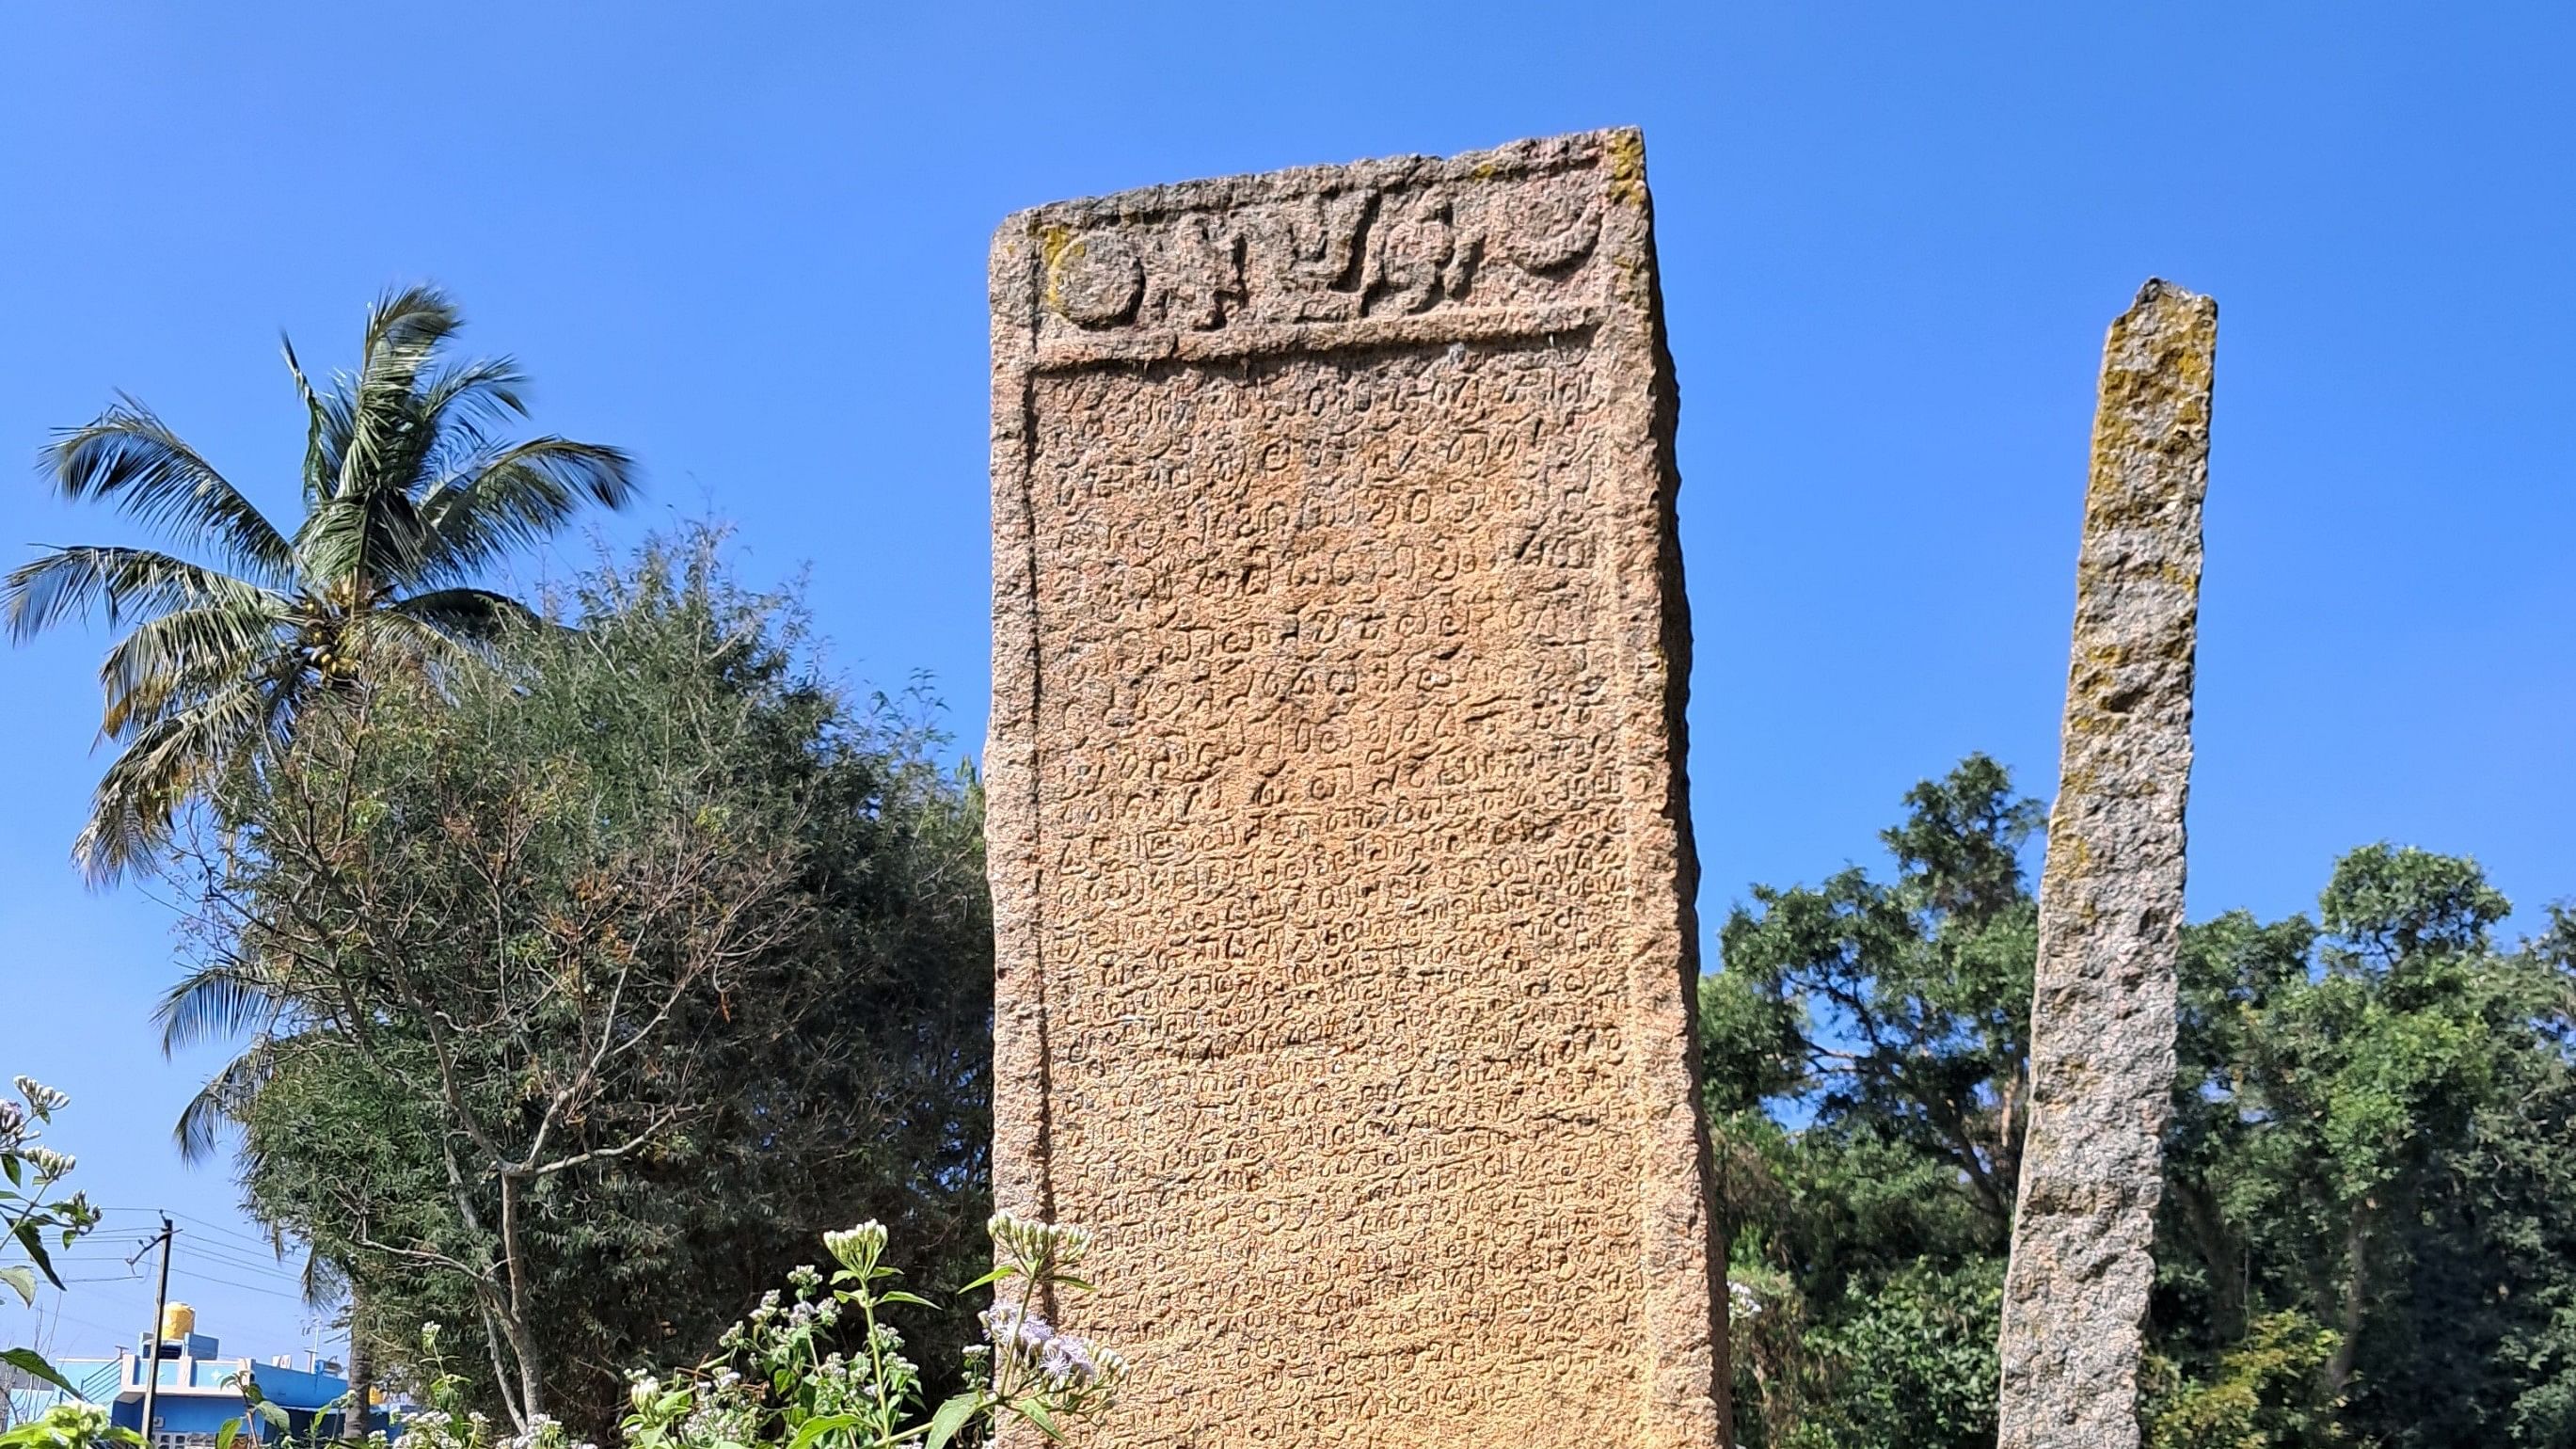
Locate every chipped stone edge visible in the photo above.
<box><xmin>984</xmin><ymin>128</ymin><xmax>1724</xmax><ymax>1448</ymax></box>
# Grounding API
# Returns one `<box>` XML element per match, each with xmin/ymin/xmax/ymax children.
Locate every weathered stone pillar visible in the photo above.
<box><xmin>987</xmin><ymin>130</ymin><xmax>1725</xmax><ymax>1449</ymax></box>
<box><xmin>1997</xmin><ymin>279</ymin><xmax>2217</xmax><ymax>1449</ymax></box>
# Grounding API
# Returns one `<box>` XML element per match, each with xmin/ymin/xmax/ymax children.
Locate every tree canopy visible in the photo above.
<box><xmin>171</xmin><ymin>534</ymin><xmax>993</xmax><ymax>1439</ymax></box>
<box><xmin>1704</xmin><ymin>756</ymin><xmax>2576</xmax><ymax>1449</ymax></box>
<box><xmin>5</xmin><ymin>285</ymin><xmax>635</xmax><ymax>879</ymax></box>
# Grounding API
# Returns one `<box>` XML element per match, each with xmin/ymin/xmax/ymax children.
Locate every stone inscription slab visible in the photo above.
<box><xmin>987</xmin><ymin>131</ymin><xmax>1723</xmax><ymax>1449</ymax></box>
<box><xmin>1997</xmin><ymin>279</ymin><xmax>2217</xmax><ymax>1449</ymax></box>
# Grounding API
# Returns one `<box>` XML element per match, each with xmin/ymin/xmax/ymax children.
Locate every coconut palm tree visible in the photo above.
<box><xmin>5</xmin><ymin>284</ymin><xmax>637</xmax><ymax>879</ymax></box>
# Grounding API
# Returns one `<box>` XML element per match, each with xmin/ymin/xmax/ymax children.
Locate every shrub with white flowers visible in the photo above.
<box><xmin>3</xmin><ymin>1075</ymin><xmax>98</xmax><ymax>1311</ymax></box>
<box><xmin>374</xmin><ymin>1322</ymin><xmax>595</xmax><ymax>1449</ymax></box>
<box><xmin>621</xmin><ymin>1214</ymin><xmax>1120</xmax><ymax>1449</ymax></box>
<box><xmin>0</xmin><ymin>1399</ymin><xmax>127</xmax><ymax>1449</ymax></box>
<box><xmin>1</xmin><ymin>1075</ymin><xmax>111</xmax><ymax>1438</ymax></box>
<box><xmin>31</xmin><ymin>1206</ymin><xmax>1122</xmax><ymax>1449</ymax></box>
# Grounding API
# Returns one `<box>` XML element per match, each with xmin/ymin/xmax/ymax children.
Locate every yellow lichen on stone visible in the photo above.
<box><xmin>1039</xmin><ymin>225</ymin><xmax>1080</xmax><ymax>312</ymax></box>
<box><xmin>1606</xmin><ymin>130</ymin><xmax>1647</xmax><ymax>208</ymax></box>
<box><xmin>2059</xmin><ymin>835</ymin><xmax>2093</xmax><ymax>879</ymax></box>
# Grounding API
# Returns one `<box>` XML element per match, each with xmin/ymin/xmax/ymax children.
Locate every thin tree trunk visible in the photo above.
<box><xmin>506</xmin><ymin>1316</ymin><xmax>546</xmax><ymax>1427</ymax></box>
<box><xmin>2176</xmin><ymin>1179</ymin><xmax>2244</xmax><ymax>1342</ymax></box>
<box><xmin>495</xmin><ymin>1175</ymin><xmax>547</xmax><ymax>1425</ymax></box>
<box><xmin>342</xmin><ymin>1275</ymin><xmax>372</xmax><ymax>1438</ymax></box>
<box><xmin>2322</xmin><ymin>1200</ymin><xmax>2372</xmax><ymax>1400</ymax></box>
<box><xmin>475</xmin><ymin>1298</ymin><xmax>528</xmax><ymax>1431</ymax></box>
<box><xmin>476</xmin><ymin>1279</ymin><xmax>549</xmax><ymax>1428</ymax></box>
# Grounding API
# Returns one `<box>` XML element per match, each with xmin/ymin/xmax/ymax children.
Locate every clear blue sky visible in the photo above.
<box><xmin>3</xmin><ymin>1</ymin><xmax>2569</xmax><ymax>1367</ymax></box>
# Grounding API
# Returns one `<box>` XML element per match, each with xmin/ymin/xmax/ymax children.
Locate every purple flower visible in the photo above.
<box><xmin>1038</xmin><ymin>1334</ymin><xmax>1101</xmax><ymax>1387</ymax></box>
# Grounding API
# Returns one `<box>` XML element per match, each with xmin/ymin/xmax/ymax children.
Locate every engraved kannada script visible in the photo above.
<box><xmin>1028</xmin><ymin>342</ymin><xmax>1645</xmax><ymax>1440</ymax></box>
<box><xmin>989</xmin><ymin>130</ymin><xmax>1721</xmax><ymax>1449</ymax></box>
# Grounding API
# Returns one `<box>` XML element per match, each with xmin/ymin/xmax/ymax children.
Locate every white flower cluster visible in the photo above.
<box><xmin>13</xmin><ymin>1076</ymin><xmax>70</xmax><ymax>1118</ymax></box>
<box><xmin>1728</xmin><ymin>1278</ymin><xmax>1763</xmax><ymax>1321</ymax></box>
<box><xmin>987</xmin><ymin>1211</ymin><xmax>1092</xmax><ymax>1268</ymax></box>
<box><xmin>617</xmin><ymin>1218</ymin><xmax>1123</xmax><ymax>1449</ymax></box>
<box><xmin>1</xmin><ymin>1077</ymin><xmax>72</xmax><ymax>1159</ymax></box>
<box><xmin>20</xmin><ymin>1144</ymin><xmax>75</xmax><ymax>1181</ymax></box>
<box><xmin>822</xmin><ymin>1220</ymin><xmax>888</xmax><ymax>1276</ymax></box>
<box><xmin>490</xmin><ymin>1412</ymin><xmax>596</xmax><ymax>1449</ymax></box>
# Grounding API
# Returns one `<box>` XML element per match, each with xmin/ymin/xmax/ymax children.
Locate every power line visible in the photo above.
<box><xmin>94</xmin><ymin>1209</ymin><xmax>275</xmax><ymax>1256</ymax></box>
<box><xmin>63</xmin><ymin>1262</ymin><xmax>311</xmax><ymax>1302</ymax></box>
<box><xmin>57</xmin><ymin>1245</ymin><xmax>297</xmax><ymax>1274</ymax></box>
<box><xmin>161</xmin><ymin>1268</ymin><xmax>307</xmax><ymax>1303</ymax></box>
<box><xmin>98</xmin><ymin>1208</ymin><xmax>278</xmax><ymax>1252</ymax></box>
<box><xmin>12</xmin><ymin>1300</ymin><xmax>136</xmax><ymax>1346</ymax></box>
<box><xmin>177</xmin><ymin>1244</ymin><xmax>305</xmax><ymax>1281</ymax></box>
<box><xmin>55</xmin><ymin>1241</ymin><xmax>307</xmax><ymax>1282</ymax></box>
<box><xmin>165</xmin><ymin>1212</ymin><xmax>287</xmax><ymax>1250</ymax></box>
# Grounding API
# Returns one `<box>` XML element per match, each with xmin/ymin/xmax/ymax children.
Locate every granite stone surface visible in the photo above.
<box><xmin>987</xmin><ymin>129</ymin><xmax>1725</xmax><ymax>1449</ymax></box>
<box><xmin>1997</xmin><ymin>279</ymin><xmax>2217</xmax><ymax>1449</ymax></box>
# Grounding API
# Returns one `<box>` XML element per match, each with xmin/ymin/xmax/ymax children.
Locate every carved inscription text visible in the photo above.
<box><xmin>987</xmin><ymin>131</ymin><xmax>1722</xmax><ymax>1449</ymax></box>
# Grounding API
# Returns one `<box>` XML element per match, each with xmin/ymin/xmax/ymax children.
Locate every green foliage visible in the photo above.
<box><xmin>1707</xmin><ymin>754</ymin><xmax>2040</xmax><ymax>1236</ymax></box>
<box><xmin>1707</xmin><ymin>758</ymin><xmax>2576</xmax><ymax>1449</ymax></box>
<box><xmin>2142</xmin><ymin>1313</ymin><xmax>2344</xmax><ymax>1449</ymax></box>
<box><xmin>0</xmin><ymin>1403</ymin><xmax>140</xmax><ymax>1449</ymax></box>
<box><xmin>2156</xmin><ymin>851</ymin><xmax>2576</xmax><ymax>1447</ymax></box>
<box><xmin>2</xmin><ymin>1077</ymin><xmax>100</xmax><ymax>1399</ymax></box>
<box><xmin>1790</xmin><ymin>1260</ymin><xmax>2000</xmax><ymax>1449</ymax></box>
<box><xmin>174</xmin><ymin>533</ymin><xmax>993</xmax><ymax>1440</ymax></box>
<box><xmin>4</xmin><ymin>285</ymin><xmax>635</xmax><ymax>879</ymax></box>
<box><xmin>1704</xmin><ymin>756</ymin><xmax>2034</xmax><ymax>1448</ymax></box>
<box><xmin>622</xmin><ymin>1216</ymin><xmax>1118</xmax><ymax>1449</ymax></box>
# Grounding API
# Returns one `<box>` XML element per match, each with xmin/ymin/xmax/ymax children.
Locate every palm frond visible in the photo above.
<box><xmin>41</xmin><ymin>402</ymin><xmax>295</xmax><ymax>582</ymax></box>
<box><xmin>170</xmin><ymin>1035</ymin><xmax>291</xmax><ymax>1164</ymax></box>
<box><xmin>419</xmin><ymin>356</ymin><xmax>529</xmax><ymax>436</ymax></box>
<box><xmin>414</xmin><ymin>438</ymin><xmax>639</xmax><ymax>585</ymax></box>
<box><xmin>282</xmin><ymin>334</ymin><xmax>357</xmax><ymax>509</ymax></box>
<box><xmin>408</xmin><ymin>357</ymin><xmax>532</xmax><ymax>544</ymax></box>
<box><xmin>294</xmin><ymin>486</ymin><xmax>431</xmax><ymax>597</ymax></box>
<box><xmin>100</xmin><ymin>590</ymin><xmax>297</xmax><ymax>738</ymax></box>
<box><xmin>74</xmin><ymin>662</ymin><xmax>307</xmax><ymax>882</ymax></box>
<box><xmin>298</xmin><ymin>1249</ymin><xmax>345</xmax><ymax>1311</ymax></box>
<box><xmin>387</xmin><ymin>586</ymin><xmax>538</xmax><ymax>638</ymax></box>
<box><xmin>360</xmin><ymin>284</ymin><xmax>463</xmax><ymax>364</ymax></box>
<box><xmin>4</xmin><ymin>545</ymin><xmax>281</xmax><ymax>642</ymax></box>
<box><xmin>157</xmin><ymin>959</ymin><xmax>294</xmax><ymax>1055</ymax></box>
<box><xmin>345</xmin><ymin>603</ymin><xmax>505</xmax><ymax>677</ymax></box>
<box><xmin>336</xmin><ymin>287</ymin><xmax>462</xmax><ymax>508</ymax></box>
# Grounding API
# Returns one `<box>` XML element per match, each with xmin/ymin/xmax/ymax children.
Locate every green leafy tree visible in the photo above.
<box><xmin>5</xmin><ymin>285</ymin><xmax>635</xmax><ymax>878</ymax></box>
<box><xmin>1701</xmin><ymin>755</ymin><xmax>2037</xmax><ymax>1448</ymax></box>
<box><xmin>2141</xmin><ymin>1311</ymin><xmax>2345</xmax><ymax>1449</ymax></box>
<box><xmin>207</xmin><ymin>1033</ymin><xmax>453</xmax><ymax>1437</ymax></box>
<box><xmin>175</xmin><ymin>534</ymin><xmax>992</xmax><ymax>1440</ymax></box>
<box><xmin>2154</xmin><ymin>850</ymin><xmax>2576</xmax><ymax>1447</ymax></box>
<box><xmin>1706</xmin><ymin>757</ymin><xmax>2576</xmax><ymax>1449</ymax></box>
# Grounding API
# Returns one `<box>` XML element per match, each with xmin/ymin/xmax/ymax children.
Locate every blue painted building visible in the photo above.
<box><xmin>5</xmin><ymin>1306</ymin><xmax>355</xmax><ymax>1447</ymax></box>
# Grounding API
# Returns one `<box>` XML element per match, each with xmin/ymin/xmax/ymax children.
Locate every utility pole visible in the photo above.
<box><xmin>134</xmin><ymin>1217</ymin><xmax>175</xmax><ymax>1449</ymax></box>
